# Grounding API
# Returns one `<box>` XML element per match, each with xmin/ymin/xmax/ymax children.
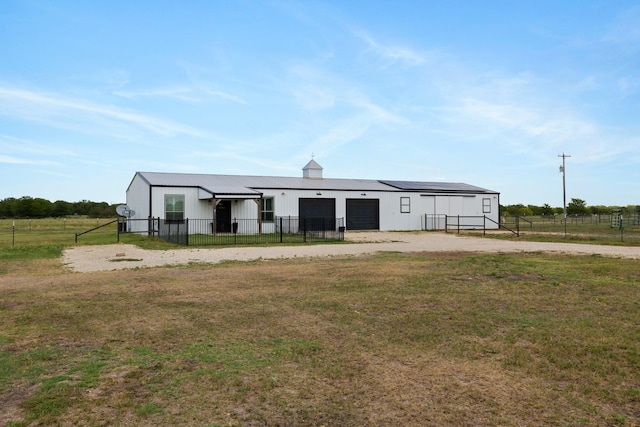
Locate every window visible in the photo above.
<box><xmin>165</xmin><ymin>195</ymin><xmax>184</xmax><ymax>222</ymax></box>
<box><xmin>483</xmin><ymin>198</ymin><xmax>491</xmax><ymax>213</ymax></box>
<box><xmin>261</xmin><ymin>197</ymin><xmax>274</xmax><ymax>222</ymax></box>
<box><xmin>400</xmin><ymin>197</ymin><xmax>411</xmax><ymax>213</ymax></box>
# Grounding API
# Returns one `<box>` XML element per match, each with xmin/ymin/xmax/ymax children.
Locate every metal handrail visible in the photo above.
<box><xmin>75</xmin><ymin>219</ymin><xmax>118</xmax><ymax>243</ymax></box>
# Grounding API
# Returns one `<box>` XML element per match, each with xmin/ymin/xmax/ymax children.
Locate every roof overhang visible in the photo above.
<box><xmin>198</xmin><ymin>187</ymin><xmax>262</xmax><ymax>200</ymax></box>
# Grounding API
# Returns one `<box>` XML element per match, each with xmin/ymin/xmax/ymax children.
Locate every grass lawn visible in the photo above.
<box><xmin>0</xmin><ymin>244</ymin><xmax>639</xmax><ymax>426</ymax></box>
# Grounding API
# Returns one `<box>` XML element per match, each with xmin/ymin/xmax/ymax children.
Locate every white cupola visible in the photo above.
<box><xmin>302</xmin><ymin>159</ymin><xmax>323</xmax><ymax>179</ymax></box>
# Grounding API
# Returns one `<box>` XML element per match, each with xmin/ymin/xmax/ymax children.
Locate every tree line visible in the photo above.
<box><xmin>501</xmin><ymin>198</ymin><xmax>639</xmax><ymax>216</ymax></box>
<box><xmin>0</xmin><ymin>196</ymin><xmax>122</xmax><ymax>218</ymax></box>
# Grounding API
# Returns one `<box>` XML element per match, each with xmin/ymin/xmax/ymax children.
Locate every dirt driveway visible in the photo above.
<box><xmin>62</xmin><ymin>231</ymin><xmax>640</xmax><ymax>273</ymax></box>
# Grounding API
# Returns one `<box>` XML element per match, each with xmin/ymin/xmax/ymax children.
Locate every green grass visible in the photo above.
<box><xmin>465</xmin><ymin>219</ymin><xmax>640</xmax><ymax>246</ymax></box>
<box><xmin>0</xmin><ymin>217</ymin><xmax>120</xmax><ymax>247</ymax></box>
<box><xmin>0</xmin><ymin>244</ymin><xmax>63</xmax><ymax>261</ymax></box>
<box><xmin>0</xmin><ymin>218</ymin><xmax>344</xmax><ymax>249</ymax></box>
<box><xmin>1</xmin><ymin>250</ymin><xmax>639</xmax><ymax>425</ymax></box>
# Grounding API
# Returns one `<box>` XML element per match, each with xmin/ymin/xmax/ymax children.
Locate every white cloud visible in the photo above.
<box><xmin>114</xmin><ymin>86</ymin><xmax>248</xmax><ymax>104</ymax></box>
<box><xmin>0</xmin><ymin>154</ymin><xmax>57</xmax><ymax>166</ymax></box>
<box><xmin>114</xmin><ymin>86</ymin><xmax>199</xmax><ymax>102</ymax></box>
<box><xmin>353</xmin><ymin>29</ymin><xmax>428</xmax><ymax>66</ymax></box>
<box><xmin>0</xmin><ymin>86</ymin><xmax>207</xmax><ymax>139</ymax></box>
<box><xmin>202</xmin><ymin>89</ymin><xmax>247</xmax><ymax>104</ymax></box>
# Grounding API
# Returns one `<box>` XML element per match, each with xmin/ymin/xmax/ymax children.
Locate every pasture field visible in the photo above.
<box><xmin>0</xmin><ymin>245</ymin><xmax>639</xmax><ymax>426</ymax></box>
<box><xmin>0</xmin><ymin>218</ymin><xmax>342</xmax><ymax>248</ymax></box>
<box><xmin>3</xmin><ymin>217</ymin><xmax>640</xmax><ymax>248</ymax></box>
<box><xmin>497</xmin><ymin>215</ymin><xmax>640</xmax><ymax>245</ymax></box>
<box><xmin>0</xmin><ymin>218</ymin><xmax>122</xmax><ymax>247</ymax></box>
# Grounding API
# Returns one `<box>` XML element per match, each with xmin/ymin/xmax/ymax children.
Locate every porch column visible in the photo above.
<box><xmin>254</xmin><ymin>198</ymin><xmax>263</xmax><ymax>234</ymax></box>
<box><xmin>212</xmin><ymin>198</ymin><xmax>218</xmax><ymax>235</ymax></box>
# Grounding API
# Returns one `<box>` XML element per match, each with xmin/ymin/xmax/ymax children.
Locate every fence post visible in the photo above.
<box><xmin>620</xmin><ymin>217</ymin><xmax>624</xmax><ymax>242</ymax></box>
<box><xmin>186</xmin><ymin>218</ymin><xmax>189</xmax><ymax>246</ymax></box>
<box><xmin>457</xmin><ymin>215</ymin><xmax>460</xmax><ymax>234</ymax></box>
<box><xmin>303</xmin><ymin>218</ymin><xmax>307</xmax><ymax>243</ymax></box>
<box><xmin>280</xmin><ymin>217</ymin><xmax>283</xmax><ymax>243</ymax></box>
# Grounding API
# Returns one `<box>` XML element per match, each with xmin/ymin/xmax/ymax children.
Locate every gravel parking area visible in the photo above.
<box><xmin>62</xmin><ymin>231</ymin><xmax>640</xmax><ymax>273</ymax></box>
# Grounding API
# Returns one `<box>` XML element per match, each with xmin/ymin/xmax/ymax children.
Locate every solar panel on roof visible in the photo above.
<box><xmin>379</xmin><ymin>180</ymin><xmax>491</xmax><ymax>192</ymax></box>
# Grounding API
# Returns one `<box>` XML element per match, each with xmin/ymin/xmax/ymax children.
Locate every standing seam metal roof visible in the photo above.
<box><xmin>134</xmin><ymin>172</ymin><xmax>496</xmax><ymax>194</ymax></box>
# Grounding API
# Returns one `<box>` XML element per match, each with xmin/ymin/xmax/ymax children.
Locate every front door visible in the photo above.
<box><xmin>216</xmin><ymin>200</ymin><xmax>232</xmax><ymax>232</ymax></box>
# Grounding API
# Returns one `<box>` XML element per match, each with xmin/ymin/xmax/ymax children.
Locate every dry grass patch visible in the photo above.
<box><xmin>1</xmin><ymin>251</ymin><xmax>639</xmax><ymax>426</ymax></box>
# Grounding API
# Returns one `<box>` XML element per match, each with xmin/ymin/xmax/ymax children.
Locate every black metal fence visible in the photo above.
<box><xmin>422</xmin><ymin>214</ymin><xmax>447</xmax><ymax>231</ymax></box>
<box><xmin>443</xmin><ymin>215</ymin><xmax>504</xmax><ymax>234</ymax></box>
<box><xmin>502</xmin><ymin>213</ymin><xmax>640</xmax><ymax>227</ymax></box>
<box><xmin>119</xmin><ymin>216</ymin><xmax>345</xmax><ymax>246</ymax></box>
<box><xmin>423</xmin><ymin>214</ymin><xmax>502</xmax><ymax>232</ymax></box>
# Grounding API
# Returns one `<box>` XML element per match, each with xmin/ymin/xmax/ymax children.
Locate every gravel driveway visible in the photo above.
<box><xmin>62</xmin><ymin>231</ymin><xmax>640</xmax><ymax>273</ymax></box>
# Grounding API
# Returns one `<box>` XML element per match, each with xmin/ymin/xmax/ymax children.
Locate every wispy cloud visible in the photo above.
<box><xmin>0</xmin><ymin>134</ymin><xmax>79</xmax><ymax>159</ymax></box>
<box><xmin>0</xmin><ymin>86</ymin><xmax>206</xmax><ymax>139</ymax></box>
<box><xmin>0</xmin><ymin>154</ymin><xmax>57</xmax><ymax>166</ymax></box>
<box><xmin>348</xmin><ymin>94</ymin><xmax>406</xmax><ymax>125</ymax></box>
<box><xmin>202</xmin><ymin>89</ymin><xmax>247</xmax><ymax>104</ymax></box>
<box><xmin>353</xmin><ymin>29</ymin><xmax>428</xmax><ymax>66</ymax></box>
<box><xmin>114</xmin><ymin>85</ymin><xmax>247</xmax><ymax>104</ymax></box>
<box><xmin>114</xmin><ymin>86</ymin><xmax>199</xmax><ymax>102</ymax></box>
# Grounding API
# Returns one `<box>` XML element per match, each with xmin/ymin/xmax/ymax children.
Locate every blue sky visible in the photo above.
<box><xmin>1</xmin><ymin>1</ymin><xmax>638</xmax><ymax>207</ymax></box>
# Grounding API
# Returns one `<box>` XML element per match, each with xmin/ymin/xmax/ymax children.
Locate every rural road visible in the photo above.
<box><xmin>62</xmin><ymin>231</ymin><xmax>640</xmax><ymax>273</ymax></box>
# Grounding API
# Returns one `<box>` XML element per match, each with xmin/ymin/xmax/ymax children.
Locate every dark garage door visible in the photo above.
<box><xmin>299</xmin><ymin>198</ymin><xmax>336</xmax><ymax>230</ymax></box>
<box><xmin>346</xmin><ymin>199</ymin><xmax>379</xmax><ymax>230</ymax></box>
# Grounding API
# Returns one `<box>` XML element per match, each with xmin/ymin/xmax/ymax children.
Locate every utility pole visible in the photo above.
<box><xmin>558</xmin><ymin>153</ymin><xmax>571</xmax><ymax>238</ymax></box>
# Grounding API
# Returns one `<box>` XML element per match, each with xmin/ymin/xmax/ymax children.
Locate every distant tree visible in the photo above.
<box><xmin>502</xmin><ymin>204</ymin><xmax>523</xmax><ymax>215</ymax></box>
<box><xmin>0</xmin><ymin>196</ymin><xmax>121</xmax><ymax>218</ymax></box>
<box><xmin>589</xmin><ymin>205</ymin><xmax>608</xmax><ymax>215</ymax></box>
<box><xmin>518</xmin><ymin>206</ymin><xmax>534</xmax><ymax>216</ymax></box>
<box><xmin>540</xmin><ymin>204</ymin><xmax>554</xmax><ymax>216</ymax></box>
<box><xmin>73</xmin><ymin>200</ymin><xmax>93</xmax><ymax>216</ymax></box>
<box><xmin>16</xmin><ymin>196</ymin><xmax>35</xmax><ymax>217</ymax></box>
<box><xmin>567</xmin><ymin>198</ymin><xmax>588</xmax><ymax>215</ymax></box>
<box><xmin>88</xmin><ymin>202</ymin><xmax>110</xmax><ymax>218</ymax></box>
<box><xmin>527</xmin><ymin>205</ymin><xmax>543</xmax><ymax>215</ymax></box>
<box><xmin>0</xmin><ymin>197</ymin><xmax>18</xmax><ymax>218</ymax></box>
<box><xmin>31</xmin><ymin>198</ymin><xmax>53</xmax><ymax>218</ymax></box>
<box><xmin>52</xmin><ymin>200</ymin><xmax>73</xmax><ymax>217</ymax></box>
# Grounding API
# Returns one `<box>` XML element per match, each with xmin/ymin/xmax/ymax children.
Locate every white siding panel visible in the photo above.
<box><xmin>463</xmin><ymin>196</ymin><xmax>477</xmax><ymax>215</ymax></box>
<box><xmin>151</xmin><ymin>187</ymin><xmax>201</xmax><ymax>219</ymax></box>
<box><xmin>232</xmin><ymin>199</ymin><xmax>260</xmax><ymax>220</ymax></box>
<box><xmin>126</xmin><ymin>175</ymin><xmax>150</xmax><ymax>220</ymax></box>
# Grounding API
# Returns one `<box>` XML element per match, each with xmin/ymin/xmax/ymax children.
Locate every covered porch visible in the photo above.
<box><xmin>197</xmin><ymin>187</ymin><xmax>264</xmax><ymax>234</ymax></box>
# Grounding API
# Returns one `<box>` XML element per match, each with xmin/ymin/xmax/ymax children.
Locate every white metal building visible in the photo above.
<box><xmin>125</xmin><ymin>160</ymin><xmax>500</xmax><ymax>232</ymax></box>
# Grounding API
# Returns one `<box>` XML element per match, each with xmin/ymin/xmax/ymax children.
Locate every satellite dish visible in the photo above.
<box><xmin>116</xmin><ymin>205</ymin><xmax>135</xmax><ymax>218</ymax></box>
